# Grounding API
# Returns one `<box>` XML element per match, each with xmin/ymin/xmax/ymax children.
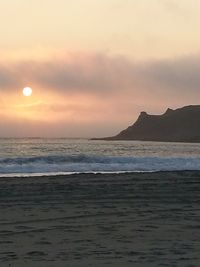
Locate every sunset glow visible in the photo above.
<box><xmin>0</xmin><ymin>0</ymin><xmax>200</xmax><ymax>137</ymax></box>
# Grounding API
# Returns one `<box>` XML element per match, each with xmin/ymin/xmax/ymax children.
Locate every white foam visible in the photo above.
<box><xmin>0</xmin><ymin>154</ymin><xmax>200</xmax><ymax>176</ymax></box>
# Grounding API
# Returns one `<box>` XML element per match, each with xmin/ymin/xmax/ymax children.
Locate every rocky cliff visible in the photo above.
<box><xmin>96</xmin><ymin>105</ymin><xmax>200</xmax><ymax>142</ymax></box>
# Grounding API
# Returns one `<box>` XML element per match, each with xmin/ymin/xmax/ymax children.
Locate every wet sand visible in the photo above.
<box><xmin>0</xmin><ymin>171</ymin><xmax>200</xmax><ymax>266</ymax></box>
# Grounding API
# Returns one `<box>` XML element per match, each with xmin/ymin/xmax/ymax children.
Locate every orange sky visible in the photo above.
<box><xmin>0</xmin><ymin>0</ymin><xmax>200</xmax><ymax>137</ymax></box>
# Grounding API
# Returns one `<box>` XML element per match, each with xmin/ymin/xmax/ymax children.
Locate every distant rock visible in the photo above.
<box><xmin>93</xmin><ymin>105</ymin><xmax>200</xmax><ymax>142</ymax></box>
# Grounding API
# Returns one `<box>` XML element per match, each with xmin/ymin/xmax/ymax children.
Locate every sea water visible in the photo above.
<box><xmin>0</xmin><ymin>138</ymin><xmax>200</xmax><ymax>176</ymax></box>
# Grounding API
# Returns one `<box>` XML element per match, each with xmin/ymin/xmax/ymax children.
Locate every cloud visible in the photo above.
<box><xmin>1</xmin><ymin>51</ymin><xmax>200</xmax><ymax>137</ymax></box>
<box><xmin>0</xmin><ymin>64</ymin><xmax>22</xmax><ymax>88</ymax></box>
<box><xmin>0</xmin><ymin>52</ymin><xmax>200</xmax><ymax>101</ymax></box>
<box><xmin>137</xmin><ymin>55</ymin><xmax>200</xmax><ymax>92</ymax></box>
<box><xmin>18</xmin><ymin>54</ymin><xmax>136</xmax><ymax>94</ymax></box>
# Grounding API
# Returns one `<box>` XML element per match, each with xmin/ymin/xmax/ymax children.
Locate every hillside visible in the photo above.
<box><xmin>95</xmin><ymin>105</ymin><xmax>200</xmax><ymax>142</ymax></box>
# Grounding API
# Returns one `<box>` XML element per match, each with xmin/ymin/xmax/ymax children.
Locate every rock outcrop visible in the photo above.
<box><xmin>95</xmin><ymin>105</ymin><xmax>200</xmax><ymax>142</ymax></box>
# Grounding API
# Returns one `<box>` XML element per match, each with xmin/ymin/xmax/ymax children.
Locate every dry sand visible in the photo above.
<box><xmin>0</xmin><ymin>171</ymin><xmax>200</xmax><ymax>266</ymax></box>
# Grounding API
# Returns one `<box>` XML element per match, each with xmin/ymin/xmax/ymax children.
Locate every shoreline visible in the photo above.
<box><xmin>0</xmin><ymin>169</ymin><xmax>200</xmax><ymax>179</ymax></box>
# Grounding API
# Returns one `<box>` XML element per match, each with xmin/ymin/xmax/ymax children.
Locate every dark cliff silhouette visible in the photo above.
<box><xmin>94</xmin><ymin>105</ymin><xmax>200</xmax><ymax>142</ymax></box>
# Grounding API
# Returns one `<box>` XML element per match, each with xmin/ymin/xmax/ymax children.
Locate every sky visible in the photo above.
<box><xmin>0</xmin><ymin>0</ymin><xmax>200</xmax><ymax>137</ymax></box>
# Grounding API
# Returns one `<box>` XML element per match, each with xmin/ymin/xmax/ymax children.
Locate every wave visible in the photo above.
<box><xmin>0</xmin><ymin>154</ymin><xmax>200</xmax><ymax>175</ymax></box>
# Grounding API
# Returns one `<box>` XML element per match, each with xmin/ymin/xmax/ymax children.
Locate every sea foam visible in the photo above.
<box><xmin>0</xmin><ymin>154</ymin><xmax>200</xmax><ymax>176</ymax></box>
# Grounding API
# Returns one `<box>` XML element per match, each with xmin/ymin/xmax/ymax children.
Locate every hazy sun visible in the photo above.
<box><xmin>23</xmin><ymin>87</ymin><xmax>32</xmax><ymax>97</ymax></box>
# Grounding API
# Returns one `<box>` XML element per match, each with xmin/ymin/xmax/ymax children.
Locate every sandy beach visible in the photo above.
<box><xmin>0</xmin><ymin>171</ymin><xmax>200</xmax><ymax>266</ymax></box>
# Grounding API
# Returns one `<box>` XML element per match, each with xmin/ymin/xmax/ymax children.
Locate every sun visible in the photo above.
<box><xmin>23</xmin><ymin>87</ymin><xmax>32</xmax><ymax>97</ymax></box>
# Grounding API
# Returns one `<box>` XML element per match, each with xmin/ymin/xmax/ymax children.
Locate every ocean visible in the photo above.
<box><xmin>0</xmin><ymin>138</ymin><xmax>200</xmax><ymax>176</ymax></box>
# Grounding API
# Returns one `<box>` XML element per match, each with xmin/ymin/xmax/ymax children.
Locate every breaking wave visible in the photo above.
<box><xmin>0</xmin><ymin>154</ymin><xmax>200</xmax><ymax>176</ymax></box>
